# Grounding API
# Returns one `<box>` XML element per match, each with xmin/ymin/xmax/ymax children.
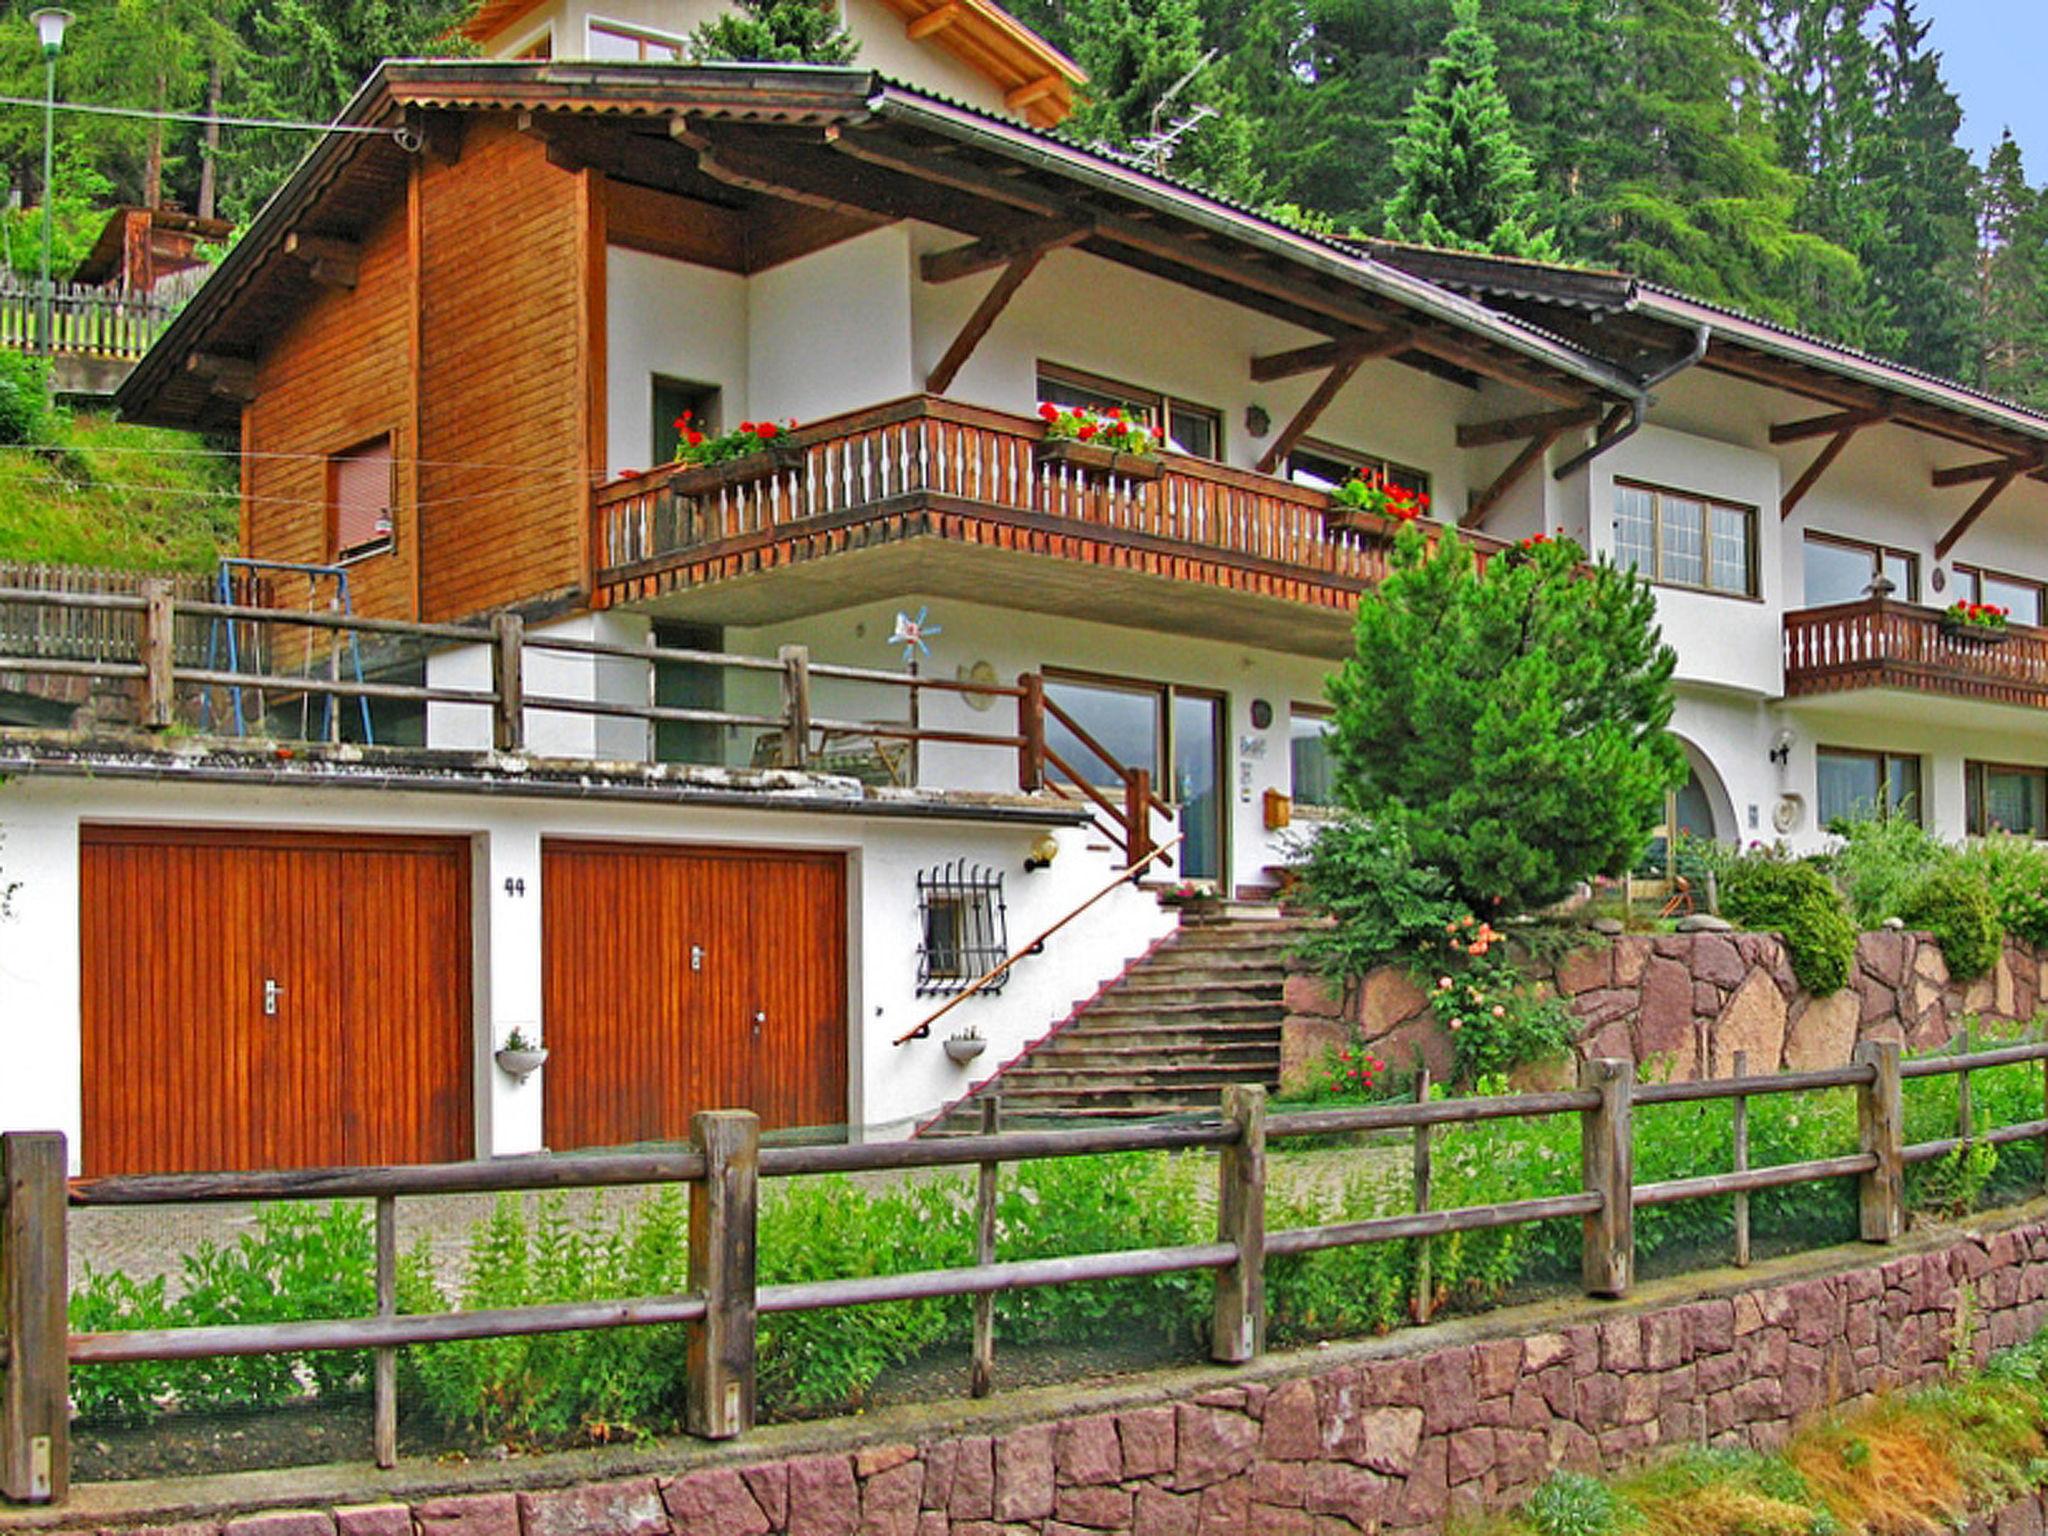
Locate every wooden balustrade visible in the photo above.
<box><xmin>590</xmin><ymin>395</ymin><xmax>1401</xmax><ymax>609</ymax></box>
<box><xmin>19</xmin><ymin>1035</ymin><xmax>2047</xmax><ymax>1501</ymax></box>
<box><xmin>1784</xmin><ymin>596</ymin><xmax>2048</xmax><ymax>707</ymax></box>
<box><xmin>0</xmin><ymin>281</ymin><xmax>182</xmax><ymax>361</ymax></box>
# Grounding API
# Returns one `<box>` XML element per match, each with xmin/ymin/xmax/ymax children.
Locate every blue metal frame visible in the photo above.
<box><xmin>201</xmin><ymin>557</ymin><xmax>375</xmax><ymax>744</ymax></box>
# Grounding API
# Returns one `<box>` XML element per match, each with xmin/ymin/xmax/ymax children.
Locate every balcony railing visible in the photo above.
<box><xmin>1784</xmin><ymin>596</ymin><xmax>2048</xmax><ymax>708</ymax></box>
<box><xmin>590</xmin><ymin>395</ymin><xmax>1419</xmax><ymax>609</ymax></box>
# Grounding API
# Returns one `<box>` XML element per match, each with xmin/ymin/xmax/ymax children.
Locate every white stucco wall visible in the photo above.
<box><xmin>606</xmin><ymin>247</ymin><xmax>749</xmax><ymax>476</ymax></box>
<box><xmin>0</xmin><ymin>771</ymin><xmax>1172</xmax><ymax>1168</ymax></box>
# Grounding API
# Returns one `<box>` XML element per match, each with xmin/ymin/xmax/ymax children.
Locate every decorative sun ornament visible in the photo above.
<box><xmin>888</xmin><ymin>606</ymin><xmax>941</xmax><ymax>663</ymax></box>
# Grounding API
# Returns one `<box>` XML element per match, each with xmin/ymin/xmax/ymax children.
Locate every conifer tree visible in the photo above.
<box><xmin>1973</xmin><ymin>131</ymin><xmax>2048</xmax><ymax>406</ymax></box>
<box><xmin>691</xmin><ymin>0</ymin><xmax>859</xmax><ymax>66</ymax></box>
<box><xmin>1381</xmin><ymin>0</ymin><xmax>1559</xmax><ymax>260</ymax></box>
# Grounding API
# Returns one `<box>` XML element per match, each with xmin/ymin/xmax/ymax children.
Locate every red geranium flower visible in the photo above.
<box><xmin>1038</xmin><ymin>402</ymin><xmax>1060</xmax><ymax>422</ymax></box>
<box><xmin>756</xmin><ymin>422</ymin><xmax>779</xmax><ymax>441</ymax></box>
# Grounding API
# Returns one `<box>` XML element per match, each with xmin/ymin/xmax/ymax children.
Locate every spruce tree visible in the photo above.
<box><xmin>1973</xmin><ymin>131</ymin><xmax>2048</xmax><ymax>405</ymax></box>
<box><xmin>691</xmin><ymin>0</ymin><xmax>859</xmax><ymax>66</ymax></box>
<box><xmin>1381</xmin><ymin>0</ymin><xmax>1560</xmax><ymax>260</ymax></box>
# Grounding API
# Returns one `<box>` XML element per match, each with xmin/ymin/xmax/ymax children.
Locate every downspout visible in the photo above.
<box><xmin>1552</xmin><ymin>322</ymin><xmax>1711</xmax><ymax>482</ymax></box>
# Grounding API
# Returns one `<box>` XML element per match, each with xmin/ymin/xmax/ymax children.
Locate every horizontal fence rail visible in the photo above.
<box><xmin>0</xmin><ymin>280</ymin><xmax>183</xmax><ymax>360</ymax></box>
<box><xmin>0</xmin><ymin>576</ymin><xmax>1161</xmax><ymax>855</ymax></box>
<box><xmin>1784</xmin><ymin>596</ymin><xmax>2048</xmax><ymax>707</ymax></box>
<box><xmin>9</xmin><ymin>1037</ymin><xmax>2047</xmax><ymax>1503</ymax></box>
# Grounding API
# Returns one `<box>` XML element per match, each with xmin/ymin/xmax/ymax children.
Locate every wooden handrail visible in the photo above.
<box><xmin>893</xmin><ymin>832</ymin><xmax>1187</xmax><ymax>1047</ymax></box>
<box><xmin>1784</xmin><ymin>595</ymin><xmax>2048</xmax><ymax>707</ymax></box>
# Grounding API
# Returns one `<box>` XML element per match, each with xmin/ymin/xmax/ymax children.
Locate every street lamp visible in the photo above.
<box><xmin>29</xmin><ymin>9</ymin><xmax>71</xmax><ymax>360</ymax></box>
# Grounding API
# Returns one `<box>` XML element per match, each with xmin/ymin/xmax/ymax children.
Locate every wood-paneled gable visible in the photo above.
<box><xmin>417</xmin><ymin>116</ymin><xmax>598</xmax><ymax>622</ymax></box>
<box><xmin>242</xmin><ymin>199</ymin><xmax>417</xmax><ymax>619</ymax></box>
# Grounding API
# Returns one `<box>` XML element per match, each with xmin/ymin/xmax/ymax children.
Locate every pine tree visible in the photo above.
<box><xmin>691</xmin><ymin>0</ymin><xmax>859</xmax><ymax>66</ymax></box>
<box><xmin>1381</xmin><ymin>0</ymin><xmax>1559</xmax><ymax>259</ymax></box>
<box><xmin>1972</xmin><ymin>131</ymin><xmax>2048</xmax><ymax>405</ymax></box>
<box><xmin>1865</xmin><ymin>0</ymin><xmax>1977</xmax><ymax>378</ymax></box>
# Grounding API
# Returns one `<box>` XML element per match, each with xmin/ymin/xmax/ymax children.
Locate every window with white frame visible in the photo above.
<box><xmin>1035</xmin><ymin>363</ymin><xmax>1223</xmax><ymax>460</ymax></box>
<box><xmin>1613</xmin><ymin>480</ymin><xmax>1757</xmax><ymax>597</ymax></box>
<box><xmin>587</xmin><ymin>19</ymin><xmax>685</xmax><ymax>59</ymax></box>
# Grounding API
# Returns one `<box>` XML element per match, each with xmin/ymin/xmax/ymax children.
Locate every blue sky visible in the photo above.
<box><xmin>1923</xmin><ymin>1</ymin><xmax>2048</xmax><ymax>168</ymax></box>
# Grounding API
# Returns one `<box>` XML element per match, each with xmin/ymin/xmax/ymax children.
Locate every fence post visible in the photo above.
<box><xmin>1732</xmin><ymin>1049</ymin><xmax>1751</xmax><ymax>1269</ymax></box>
<box><xmin>778</xmin><ymin>644</ymin><xmax>812</xmax><ymax>769</ymax></box>
<box><xmin>1580</xmin><ymin>1058</ymin><xmax>1633</xmax><ymax>1298</ymax></box>
<box><xmin>1125</xmin><ymin>768</ymin><xmax>1154</xmax><ymax>868</ymax></box>
<box><xmin>0</xmin><ymin>1132</ymin><xmax>67</xmax><ymax>1503</ymax></box>
<box><xmin>490</xmin><ymin>611</ymin><xmax>525</xmax><ymax>755</ymax></box>
<box><xmin>1213</xmin><ymin>1083</ymin><xmax>1266</xmax><ymax>1364</ymax></box>
<box><xmin>1855</xmin><ymin>1039</ymin><xmax>1904</xmax><ymax>1243</ymax></box>
<box><xmin>372</xmin><ymin>1195</ymin><xmax>398</xmax><ymax>1469</ymax></box>
<box><xmin>1017</xmin><ymin>672</ymin><xmax>1044</xmax><ymax>792</ymax></box>
<box><xmin>1412</xmin><ymin>1068</ymin><xmax>1434</xmax><ymax>1324</ymax></box>
<box><xmin>686</xmin><ymin>1110</ymin><xmax>759</xmax><ymax>1440</ymax></box>
<box><xmin>1957</xmin><ymin>1024</ymin><xmax>1973</xmax><ymax>1144</ymax></box>
<box><xmin>971</xmin><ymin>1096</ymin><xmax>1001</xmax><ymax>1398</ymax></box>
<box><xmin>139</xmin><ymin>578</ymin><xmax>174</xmax><ymax>731</ymax></box>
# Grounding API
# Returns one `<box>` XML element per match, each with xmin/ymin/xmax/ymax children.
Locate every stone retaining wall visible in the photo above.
<box><xmin>38</xmin><ymin>1212</ymin><xmax>2048</xmax><ymax>1536</ymax></box>
<box><xmin>1284</xmin><ymin>930</ymin><xmax>2048</xmax><ymax>1089</ymax></box>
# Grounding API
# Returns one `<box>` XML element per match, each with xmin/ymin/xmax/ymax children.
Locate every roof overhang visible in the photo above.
<box><xmin>116</xmin><ymin>62</ymin><xmax>1643</xmax><ymax>432</ymax></box>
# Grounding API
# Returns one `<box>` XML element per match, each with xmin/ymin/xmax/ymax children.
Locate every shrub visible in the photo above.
<box><xmin>1424</xmin><ymin>951</ymin><xmax>1576</xmax><ymax>1083</ymax></box>
<box><xmin>1291</xmin><ymin>815</ymin><xmax>1467</xmax><ymax>981</ymax></box>
<box><xmin>1324</xmin><ymin>525</ymin><xmax>1685</xmax><ymax>918</ymax></box>
<box><xmin>1830</xmin><ymin>815</ymin><xmax>1948</xmax><ymax>925</ymax></box>
<box><xmin>1900</xmin><ymin>862</ymin><xmax>2003</xmax><ymax>980</ymax></box>
<box><xmin>1960</xmin><ymin>835</ymin><xmax>2048</xmax><ymax>950</ymax></box>
<box><xmin>1720</xmin><ymin>856</ymin><xmax>1857</xmax><ymax>995</ymax></box>
<box><xmin>1303</xmin><ymin>1034</ymin><xmax>1394</xmax><ymax>1102</ymax></box>
<box><xmin>0</xmin><ymin>350</ymin><xmax>47</xmax><ymax>447</ymax></box>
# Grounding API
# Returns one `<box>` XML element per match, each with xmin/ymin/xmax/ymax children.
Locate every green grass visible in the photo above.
<box><xmin>0</xmin><ymin>411</ymin><xmax>236</xmax><ymax>572</ymax></box>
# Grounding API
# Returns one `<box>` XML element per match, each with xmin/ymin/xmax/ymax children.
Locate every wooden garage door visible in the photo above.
<box><xmin>542</xmin><ymin>841</ymin><xmax>847</xmax><ymax>1148</ymax></box>
<box><xmin>81</xmin><ymin>827</ymin><xmax>474</xmax><ymax>1176</ymax></box>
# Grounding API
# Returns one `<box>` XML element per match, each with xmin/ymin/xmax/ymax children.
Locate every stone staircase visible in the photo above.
<box><xmin>920</xmin><ymin>906</ymin><xmax>1309</xmax><ymax>1133</ymax></box>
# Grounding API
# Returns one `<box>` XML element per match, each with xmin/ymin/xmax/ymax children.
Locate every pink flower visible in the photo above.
<box><xmin>1438</xmin><ymin>976</ymin><xmax>1453</xmax><ymax>990</ymax></box>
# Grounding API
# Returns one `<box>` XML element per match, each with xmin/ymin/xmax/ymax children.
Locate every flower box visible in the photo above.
<box><xmin>494</xmin><ymin>1046</ymin><xmax>548</xmax><ymax>1081</ymax></box>
<box><xmin>1321</xmin><ymin>502</ymin><xmax>1410</xmax><ymax>540</ymax></box>
<box><xmin>663</xmin><ymin>441</ymin><xmax>807</xmax><ymax>498</ymax></box>
<box><xmin>1941</xmin><ymin>615</ymin><xmax>2012</xmax><ymax>645</ymax></box>
<box><xmin>1033</xmin><ymin>437</ymin><xmax>1165</xmax><ymax>482</ymax></box>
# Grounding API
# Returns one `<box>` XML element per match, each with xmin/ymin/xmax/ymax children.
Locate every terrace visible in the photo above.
<box><xmin>1783</xmin><ymin>594</ymin><xmax>2048</xmax><ymax>711</ymax></box>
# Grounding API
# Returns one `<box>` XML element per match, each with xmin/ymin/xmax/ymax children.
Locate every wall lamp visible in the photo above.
<box><xmin>1024</xmin><ymin>833</ymin><xmax>1059</xmax><ymax>872</ymax></box>
<box><xmin>1768</xmin><ymin>730</ymin><xmax>1793</xmax><ymax>769</ymax></box>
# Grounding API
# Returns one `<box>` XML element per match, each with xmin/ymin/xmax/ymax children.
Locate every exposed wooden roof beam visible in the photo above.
<box><xmin>282</xmin><ymin>232</ymin><xmax>359</xmax><ymax>290</ymax></box>
<box><xmin>1769</xmin><ymin>407</ymin><xmax>1887</xmax><ymax>445</ymax></box>
<box><xmin>921</xmin><ymin>223</ymin><xmax>1089</xmax><ymax>283</ymax></box>
<box><xmin>185</xmin><ymin>353</ymin><xmax>256</xmax><ymax>403</ymax></box>
<box><xmin>1253</xmin><ymin>336</ymin><xmax>1404</xmax><ymax>474</ymax></box>
<box><xmin>1932</xmin><ymin>453</ymin><xmax>2046</xmax><ymax>489</ymax></box>
<box><xmin>1779</xmin><ymin>423</ymin><xmax>1865</xmax><ymax>520</ymax></box>
<box><xmin>926</xmin><ymin>250</ymin><xmax>1047</xmax><ymax>393</ymax></box>
<box><xmin>906</xmin><ymin>1</ymin><xmax>961</xmax><ymax>37</ymax></box>
<box><xmin>673</xmin><ymin>119</ymin><xmax>906</xmax><ymax>225</ymax></box>
<box><xmin>1251</xmin><ymin>337</ymin><xmax>1356</xmax><ymax>382</ymax></box>
<box><xmin>1004</xmin><ymin>74</ymin><xmax>1063</xmax><ymax>113</ymax></box>
<box><xmin>827</xmin><ymin>127</ymin><xmax>1593</xmax><ymax>405</ymax></box>
<box><xmin>1456</xmin><ymin>404</ymin><xmax>1600</xmax><ymax>449</ymax></box>
<box><xmin>1465</xmin><ymin>428</ymin><xmax>1565</xmax><ymax>529</ymax></box>
<box><xmin>1937</xmin><ymin>469</ymin><xmax>2023</xmax><ymax>560</ymax></box>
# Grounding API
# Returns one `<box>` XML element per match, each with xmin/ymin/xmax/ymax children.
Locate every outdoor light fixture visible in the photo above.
<box><xmin>31</xmin><ymin>9</ymin><xmax>70</xmax><ymax>53</ymax></box>
<box><xmin>29</xmin><ymin>8</ymin><xmax>71</xmax><ymax>363</ymax></box>
<box><xmin>1024</xmin><ymin>833</ymin><xmax>1059</xmax><ymax>872</ymax></box>
<box><xmin>1768</xmin><ymin>730</ymin><xmax>1793</xmax><ymax>768</ymax></box>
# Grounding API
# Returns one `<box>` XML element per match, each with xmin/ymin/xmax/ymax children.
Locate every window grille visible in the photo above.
<box><xmin>916</xmin><ymin>862</ymin><xmax>1009</xmax><ymax>996</ymax></box>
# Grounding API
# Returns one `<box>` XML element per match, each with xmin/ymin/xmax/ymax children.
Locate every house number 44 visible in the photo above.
<box><xmin>503</xmin><ymin>877</ymin><xmax>527</xmax><ymax>897</ymax></box>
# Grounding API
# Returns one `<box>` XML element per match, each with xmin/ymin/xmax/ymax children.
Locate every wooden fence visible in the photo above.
<box><xmin>0</xmin><ymin>581</ymin><xmax>1160</xmax><ymax>863</ymax></box>
<box><xmin>3</xmin><ymin>1038</ymin><xmax>2042</xmax><ymax>1502</ymax></box>
<box><xmin>0</xmin><ymin>280</ymin><xmax>181</xmax><ymax>361</ymax></box>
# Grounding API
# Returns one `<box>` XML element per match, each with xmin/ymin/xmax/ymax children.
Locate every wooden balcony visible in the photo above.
<box><xmin>1783</xmin><ymin>597</ymin><xmax>2048</xmax><ymax>709</ymax></box>
<box><xmin>589</xmin><ymin>395</ymin><xmax>1446</xmax><ymax>637</ymax></box>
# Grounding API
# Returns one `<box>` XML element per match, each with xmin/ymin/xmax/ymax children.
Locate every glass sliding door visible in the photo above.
<box><xmin>1171</xmin><ymin>689</ymin><xmax>1226</xmax><ymax>886</ymax></box>
<box><xmin>1042</xmin><ymin>671</ymin><xmax>1229</xmax><ymax>888</ymax></box>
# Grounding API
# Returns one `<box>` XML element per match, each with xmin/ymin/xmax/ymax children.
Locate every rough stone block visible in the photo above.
<box><xmin>1119</xmin><ymin>1407</ymin><xmax>1177</xmax><ymax>1479</ymax></box>
<box><xmin>223</xmin><ymin>1514</ymin><xmax>333</xmax><ymax>1536</ymax></box>
<box><xmin>664</xmin><ymin>1469</ymin><xmax>772</xmax><ymax>1536</ymax></box>
<box><xmin>1262</xmin><ymin>1379</ymin><xmax>1321</xmax><ymax>1461</ymax></box>
<box><xmin>416</xmin><ymin>1495</ymin><xmax>517</xmax><ymax>1536</ymax></box>
<box><xmin>949</xmin><ymin>1438</ymin><xmax>996</xmax><ymax>1521</ymax></box>
<box><xmin>788</xmin><ymin>1455</ymin><xmax>860</xmax><ymax>1536</ymax></box>
<box><xmin>1053</xmin><ymin>1485</ymin><xmax>1133</xmax><ymax>1530</ymax></box>
<box><xmin>1173</xmin><ymin>1405</ymin><xmax>1258</xmax><ymax>1490</ymax></box>
<box><xmin>1057</xmin><ymin>1416</ymin><xmax>1124</xmax><ymax>1486</ymax></box>
<box><xmin>994</xmin><ymin>1426</ymin><xmax>1056</xmax><ymax>1522</ymax></box>
<box><xmin>862</xmin><ymin>1464</ymin><xmax>925</xmax><ymax>1536</ymax></box>
<box><xmin>332</xmin><ymin>1507</ymin><xmax>409</xmax><ymax>1536</ymax></box>
<box><xmin>1133</xmin><ymin>1486</ymin><xmax>1200</xmax><ymax>1536</ymax></box>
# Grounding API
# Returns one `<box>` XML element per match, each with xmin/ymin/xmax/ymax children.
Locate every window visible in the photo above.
<box><xmin>1817</xmin><ymin>748</ymin><xmax>1922</xmax><ymax>828</ymax></box>
<box><xmin>1287</xmin><ymin>441</ymin><xmax>1431</xmax><ymax>503</ymax></box>
<box><xmin>916</xmin><ymin>864</ymin><xmax>1009</xmax><ymax>996</ymax></box>
<box><xmin>587</xmin><ymin>19</ymin><xmax>684</xmax><ymax>59</ymax></box>
<box><xmin>1289</xmin><ymin>705</ymin><xmax>1336</xmax><ymax>810</ymax></box>
<box><xmin>1804</xmin><ymin>534</ymin><xmax>1919</xmax><ymax>606</ymax></box>
<box><xmin>1969</xmin><ymin>762</ymin><xmax>2048</xmax><ymax>837</ymax></box>
<box><xmin>652</xmin><ymin>377</ymin><xmax>721</xmax><ymax>468</ymax></box>
<box><xmin>1035</xmin><ymin>364</ymin><xmax>1223</xmax><ymax>460</ymax></box>
<box><xmin>330</xmin><ymin>435</ymin><xmax>394</xmax><ymax>561</ymax></box>
<box><xmin>1955</xmin><ymin>565</ymin><xmax>2046</xmax><ymax>626</ymax></box>
<box><xmin>1613</xmin><ymin>481</ymin><xmax>1757</xmax><ymax>597</ymax></box>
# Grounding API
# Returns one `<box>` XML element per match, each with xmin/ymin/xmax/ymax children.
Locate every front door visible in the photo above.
<box><xmin>1043</xmin><ymin>672</ymin><xmax>1230</xmax><ymax>888</ymax></box>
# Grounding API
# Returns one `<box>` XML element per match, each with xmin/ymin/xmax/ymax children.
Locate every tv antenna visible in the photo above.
<box><xmin>1127</xmin><ymin>49</ymin><xmax>1218</xmax><ymax>173</ymax></box>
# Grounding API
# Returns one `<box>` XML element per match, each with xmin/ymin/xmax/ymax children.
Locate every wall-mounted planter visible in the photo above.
<box><xmin>943</xmin><ymin>1035</ymin><xmax>988</xmax><ymax>1065</ymax></box>
<box><xmin>663</xmin><ymin>443</ymin><xmax>808</xmax><ymax>498</ymax></box>
<box><xmin>494</xmin><ymin>1046</ymin><xmax>549</xmax><ymax>1081</ymax></box>
<box><xmin>1033</xmin><ymin>438</ymin><xmax>1166</xmax><ymax>482</ymax></box>
<box><xmin>1940</xmin><ymin>618</ymin><xmax>2011</xmax><ymax>646</ymax></box>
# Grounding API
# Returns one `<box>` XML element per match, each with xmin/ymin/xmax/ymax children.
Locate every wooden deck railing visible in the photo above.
<box><xmin>0</xmin><ymin>280</ymin><xmax>183</xmax><ymax>361</ymax></box>
<box><xmin>0</xmin><ymin>581</ymin><xmax>1162</xmax><ymax>859</ymax></box>
<box><xmin>1784</xmin><ymin>596</ymin><xmax>2048</xmax><ymax>707</ymax></box>
<box><xmin>589</xmin><ymin>395</ymin><xmax>1415</xmax><ymax>605</ymax></box>
<box><xmin>4</xmin><ymin>1036</ymin><xmax>2038</xmax><ymax>1501</ymax></box>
